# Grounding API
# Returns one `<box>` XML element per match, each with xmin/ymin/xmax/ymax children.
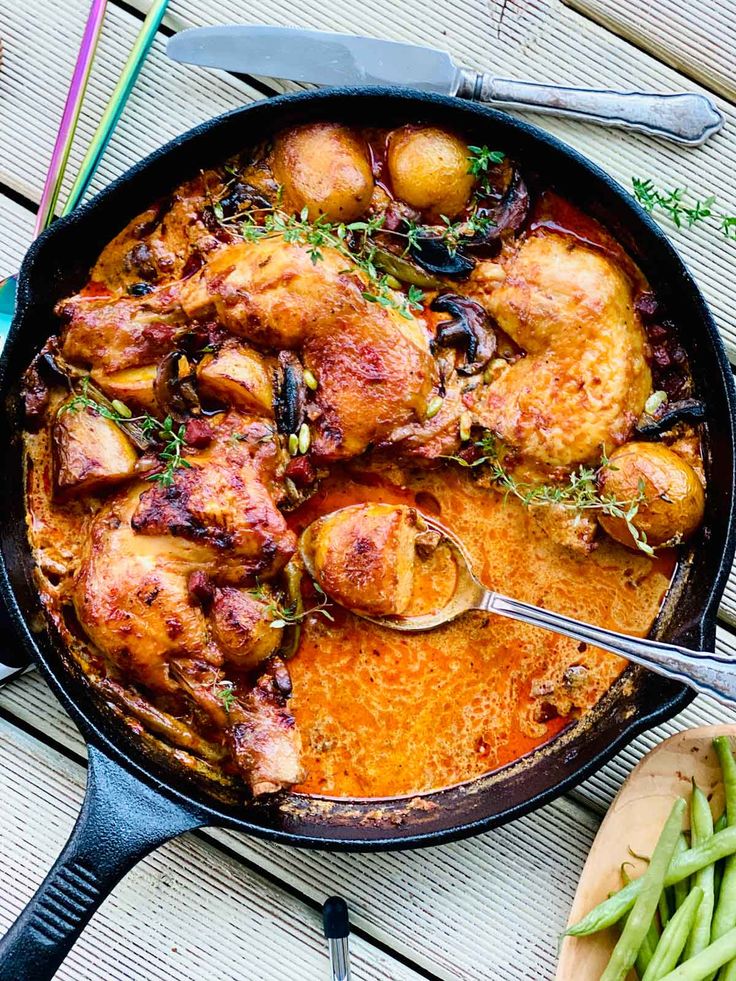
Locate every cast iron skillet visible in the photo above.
<box><xmin>0</xmin><ymin>89</ymin><xmax>734</xmax><ymax>979</ymax></box>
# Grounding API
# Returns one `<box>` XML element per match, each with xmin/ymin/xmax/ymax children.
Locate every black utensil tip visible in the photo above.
<box><xmin>322</xmin><ymin>896</ymin><xmax>350</xmax><ymax>939</ymax></box>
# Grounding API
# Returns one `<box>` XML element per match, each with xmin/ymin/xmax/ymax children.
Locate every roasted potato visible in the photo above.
<box><xmin>197</xmin><ymin>341</ymin><xmax>273</xmax><ymax>415</ymax></box>
<box><xmin>387</xmin><ymin>126</ymin><xmax>475</xmax><ymax>219</ymax></box>
<box><xmin>53</xmin><ymin>400</ymin><xmax>138</xmax><ymax>496</ymax></box>
<box><xmin>210</xmin><ymin>586</ymin><xmax>283</xmax><ymax>669</ymax></box>
<box><xmin>272</xmin><ymin>122</ymin><xmax>374</xmax><ymax>222</ymax></box>
<box><xmin>303</xmin><ymin>503</ymin><xmax>422</xmax><ymax>616</ymax></box>
<box><xmin>598</xmin><ymin>441</ymin><xmax>705</xmax><ymax>549</ymax></box>
<box><xmin>92</xmin><ymin>364</ymin><xmax>158</xmax><ymax>413</ymax></box>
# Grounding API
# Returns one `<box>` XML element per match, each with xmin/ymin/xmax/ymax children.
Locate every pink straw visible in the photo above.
<box><xmin>33</xmin><ymin>0</ymin><xmax>108</xmax><ymax>236</ymax></box>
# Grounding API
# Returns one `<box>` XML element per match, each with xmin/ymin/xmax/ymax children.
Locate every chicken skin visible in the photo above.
<box><xmin>75</xmin><ymin>447</ymin><xmax>295</xmax><ymax>689</ymax></box>
<box><xmin>57</xmin><ymin>282</ymin><xmax>187</xmax><ymax>373</ymax></box>
<box><xmin>179</xmin><ymin>239</ymin><xmax>436</xmax><ymax>460</ymax></box>
<box><xmin>74</xmin><ymin>486</ymin><xmax>216</xmax><ymax>695</ymax></box>
<box><xmin>72</xmin><ymin>443</ymin><xmax>299</xmax><ymax>793</ymax></box>
<box><xmin>469</xmin><ymin>235</ymin><xmax>651</xmax><ymax>467</ymax></box>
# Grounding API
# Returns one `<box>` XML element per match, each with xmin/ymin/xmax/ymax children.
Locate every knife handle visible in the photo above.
<box><xmin>457</xmin><ymin>70</ymin><xmax>723</xmax><ymax>146</ymax></box>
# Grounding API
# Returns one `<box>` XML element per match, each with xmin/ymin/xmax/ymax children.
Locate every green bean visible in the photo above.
<box><xmin>567</xmin><ymin>825</ymin><xmax>736</xmax><ymax>937</ymax></box>
<box><xmin>601</xmin><ymin>799</ymin><xmax>686</xmax><ymax>981</ymax></box>
<box><xmin>657</xmin><ymin>926</ymin><xmax>736</xmax><ymax>979</ymax></box>
<box><xmin>659</xmin><ymin>889</ymin><xmax>672</xmax><ymax>929</ymax></box>
<box><xmin>714</xmin><ymin>813</ymin><xmax>728</xmax><ymax>908</ymax></box>
<box><xmin>713</xmin><ymin>738</ymin><xmax>736</xmax><ymax>981</ymax></box>
<box><xmin>674</xmin><ymin>835</ymin><xmax>691</xmax><ymax>912</ymax></box>
<box><xmin>638</xmin><ymin>927</ymin><xmax>658</xmax><ymax>979</ymax></box>
<box><xmin>684</xmin><ymin>785</ymin><xmax>715</xmax><ymax>962</ymax></box>
<box><xmin>642</xmin><ymin>886</ymin><xmax>704</xmax><ymax>981</ymax></box>
<box><xmin>713</xmin><ymin>741</ymin><xmax>736</xmax><ymax>943</ymax></box>
<box><xmin>621</xmin><ymin>864</ymin><xmax>660</xmax><ymax>977</ymax></box>
<box><xmin>722</xmin><ymin>946</ymin><xmax>736</xmax><ymax>980</ymax></box>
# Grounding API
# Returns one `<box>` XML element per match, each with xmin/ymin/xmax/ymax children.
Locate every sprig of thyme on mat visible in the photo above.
<box><xmin>632</xmin><ymin>178</ymin><xmax>735</xmax><ymax>238</ymax></box>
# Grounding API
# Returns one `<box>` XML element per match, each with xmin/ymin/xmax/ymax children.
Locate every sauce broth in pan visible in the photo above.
<box><xmin>22</xmin><ymin>120</ymin><xmax>703</xmax><ymax>800</ymax></box>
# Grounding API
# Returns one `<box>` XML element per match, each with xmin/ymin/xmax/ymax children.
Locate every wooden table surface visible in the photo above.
<box><xmin>0</xmin><ymin>1</ymin><xmax>735</xmax><ymax>978</ymax></box>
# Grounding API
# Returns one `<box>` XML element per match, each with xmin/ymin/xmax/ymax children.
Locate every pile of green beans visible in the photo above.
<box><xmin>565</xmin><ymin>737</ymin><xmax>736</xmax><ymax>980</ymax></box>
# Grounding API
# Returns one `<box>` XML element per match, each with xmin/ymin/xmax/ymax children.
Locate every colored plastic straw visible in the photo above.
<box><xmin>34</xmin><ymin>0</ymin><xmax>108</xmax><ymax>235</ymax></box>
<box><xmin>62</xmin><ymin>0</ymin><xmax>170</xmax><ymax>215</ymax></box>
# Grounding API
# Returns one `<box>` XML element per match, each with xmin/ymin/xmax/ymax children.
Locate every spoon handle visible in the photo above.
<box><xmin>481</xmin><ymin>591</ymin><xmax>736</xmax><ymax>706</ymax></box>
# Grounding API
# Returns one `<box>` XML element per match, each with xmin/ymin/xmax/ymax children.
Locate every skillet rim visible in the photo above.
<box><xmin>2</xmin><ymin>86</ymin><xmax>735</xmax><ymax>850</ymax></box>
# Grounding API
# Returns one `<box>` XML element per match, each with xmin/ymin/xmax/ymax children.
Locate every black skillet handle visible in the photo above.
<box><xmin>0</xmin><ymin>742</ymin><xmax>206</xmax><ymax>980</ymax></box>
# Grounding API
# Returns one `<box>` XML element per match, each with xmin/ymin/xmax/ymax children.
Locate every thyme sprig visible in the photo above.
<box><xmin>236</xmin><ymin>206</ymin><xmax>426</xmax><ymax>319</ymax></box>
<box><xmin>206</xmin><ymin>153</ymin><xmax>504</xmax><ymax>316</ymax></box>
<box><xmin>60</xmin><ymin>379</ymin><xmax>191</xmax><ymax>487</ymax></box>
<box><xmin>250</xmin><ymin>580</ymin><xmax>335</xmax><ymax>629</ymax></box>
<box><xmin>447</xmin><ymin>434</ymin><xmax>654</xmax><ymax>555</ymax></box>
<box><xmin>215</xmin><ymin>680</ymin><xmax>237</xmax><ymax>714</ymax></box>
<box><xmin>467</xmin><ymin>145</ymin><xmax>506</xmax><ymax>194</ymax></box>
<box><xmin>140</xmin><ymin>415</ymin><xmax>191</xmax><ymax>487</ymax></box>
<box><xmin>632</xmin><ymin>178</ymin><xmax>735</xmax><ymax>238</ymax></box>
<box><xmin>59</xmin><ymin>376</ymin><xmax>127</xmax><ymax>423</ymax></box>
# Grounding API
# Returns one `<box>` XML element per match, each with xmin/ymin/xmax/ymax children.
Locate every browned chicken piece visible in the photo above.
<box><xmin>303</xmin><ymin>503</ymin><xmax>422</xmax><ymax>616</ymax></box>
<box><xmin>197</xmin><ymin>340</ymin><xmax>274</xmax><ymax>416</ymax></box>
<box><xmin>54</xmin><ymin>400</ymin><xmax>138</xmax><ymax>496</ymax></box>
<box><xmin>468</xmin><ymin>235</ymin><xmax>651</xmax><ymax>467</ymax></box>
<box><xmin>179</xmin><ymin>239</ymin><xmax>435</xmax><ymax>460</ymax></box>
<box><xmin>91</xmin><ymin>364</ymin><xmax>159</xmax><ymax>414</ymax></box>
<box><xmin>75</xmin><ymin>442</ymin><xmax>295</xmax><ymax>684</ymax></box>
<box><xmin>131</xmin><ymin>456</ymin><xmax>296</xmax><ymax>583</ymax></box>
<box><xmin>90</xmin><ymin>173</ymin><xmax>222</xmax><ymax>291</ymax></box>
<box><xmin>171</xmin><ymin>656</ymin><xmax>304</xmax><ymax>796</ymax></box>
<box><xmin>232</xmin><ymin>658</ymin><xmax>304</xmax><ymax>796</ymax></box>
<box><xmin>382</xmin><ymin>377</ymin><xmax>466</xmax><ymax>462</ymax></box>
<box><xmin>210</xmin><ymin>585</ymin><xmax>283</xmax><ymax>669</ymax></box>
<box><xmin>58</xmin><ymin>282</ymin><xmax>186</xmax><ymax>373</ymax></box>
<box><xmin>74</xmin><ymin>488</ymin><xmax>219</xmax><ymax>693</ymax></box>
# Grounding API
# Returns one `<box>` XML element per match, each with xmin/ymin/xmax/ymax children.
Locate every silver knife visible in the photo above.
<box><xmin>167</xmin><ymin>25</ymin><xmax>723</xmax><ymax>146</ymax></box>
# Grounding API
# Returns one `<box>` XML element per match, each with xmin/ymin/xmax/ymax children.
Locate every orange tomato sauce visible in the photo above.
<box><xmin>286</xmin><ymin>467</ymin><xmax>675</xmax><ymax>798</ymax></box>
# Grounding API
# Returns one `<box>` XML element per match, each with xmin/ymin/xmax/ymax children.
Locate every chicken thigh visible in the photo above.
<box><xmin>469</xmin><ymin>235</ymin><xmax>651</xmax><ymax>467</ymax></box>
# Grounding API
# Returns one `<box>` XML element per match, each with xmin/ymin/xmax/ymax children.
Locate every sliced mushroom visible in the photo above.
<box><xmin>409</xmin><ymin>235</ymin><xmax>475</xmax><ymax>279</ymax></box>
<box><xmin>154</xmin><ymin>351</ymin><xmax>202</xmax><ymax>422</ymax></box>
<box><xmin>274</xmin><ymin>351</ymin><xmax>306</xmax><ymax>436</ymax></box>
<box><xmin>431</xmin><ymin>294</ymin><xmax>497</xmax><ymax>375</ymax></box>
<box><xmin>635</xmin><ymin>398</ymin><xmax>706</xmax><ymax>438</ymax></box>
<box><xmin>463</xmin><ymin>170</ymin><xmax>530</xmax><ymax>254</ymax></box>
<box><xmin>217</xmin><ymin>182</ymin><xmax>271</xmax><ymax>219</ymax></box>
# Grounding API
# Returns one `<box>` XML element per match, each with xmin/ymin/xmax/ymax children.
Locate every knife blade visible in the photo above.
<box><xmin>166</xmin><ymin>25</ymin><xmax>723</xmax><ymax>146</ymax></box>
<box><xmin>167</xmin><ymin>25</ymin><xmax>462</xmax><ymax>94</ymax></box>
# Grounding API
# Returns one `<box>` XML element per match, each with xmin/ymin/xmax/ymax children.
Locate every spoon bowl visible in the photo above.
<box><xmin>299</xmin><ymin>509</ymin><xmax>736</xmax><ymax>706</ymax></box>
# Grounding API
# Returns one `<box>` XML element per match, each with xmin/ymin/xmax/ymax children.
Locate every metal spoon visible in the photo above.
<box><xmin>301</xmin><ymin>513</ymin><xmax>736</xmax><ymax>708</ymax></box>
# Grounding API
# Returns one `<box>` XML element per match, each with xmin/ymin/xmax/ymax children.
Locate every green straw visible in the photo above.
<box><xmin>62</xmin><ymin>0</ymin><xmax>169</xmax><ymax>215</ymax></box>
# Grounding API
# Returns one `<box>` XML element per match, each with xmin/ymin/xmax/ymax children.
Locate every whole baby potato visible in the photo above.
<box><xmin>598</xmin><ymin>441</ymin><xmax>705</xmax><ymax>550</ymax></box>
<box><xmin>272</xmin><ymin>122</ymin><xmax>374</xmax><ymax>221</ymax></box>
<box><xmin>387</xmin><ymin>126</ymin><xmax>475</xmax><ymax>219</ymax></box>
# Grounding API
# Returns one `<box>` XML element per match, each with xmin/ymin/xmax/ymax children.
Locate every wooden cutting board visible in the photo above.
<box><xmin>556</xmin><ymin>725</ymin><xmax>736</xmax><ymax>980</ymax></box>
